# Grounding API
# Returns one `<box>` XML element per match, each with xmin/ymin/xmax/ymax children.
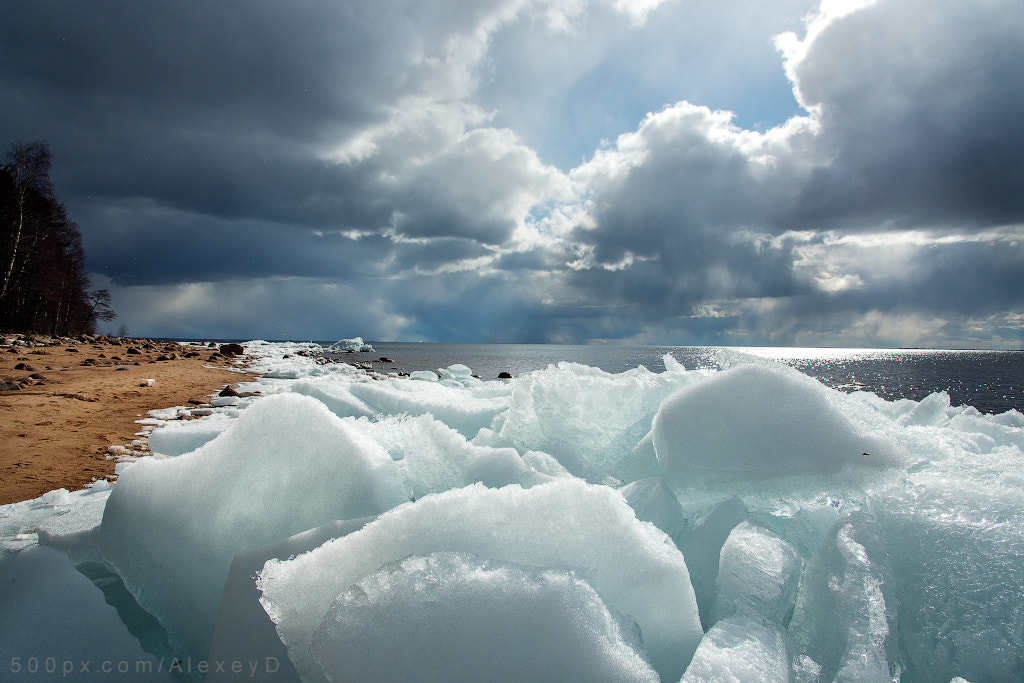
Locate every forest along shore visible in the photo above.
<box><xmin>0</xmin><ymin>335</ymin><xmax>255</xmax><ymax>505</ymax></box>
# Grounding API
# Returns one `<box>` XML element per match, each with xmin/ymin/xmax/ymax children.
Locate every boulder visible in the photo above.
<box><xmin>219</xmin><ymin>343</ymin><xmax>245</xmax><ymax>356</ymax></box>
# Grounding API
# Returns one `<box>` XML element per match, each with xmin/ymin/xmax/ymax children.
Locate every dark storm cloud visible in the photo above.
<box><xmin>387</xmin><ymin>237</ymin><xmax>494</xmax><ymax>273</ymax></box>
<box><xmin>0</xmin><ymin>0</ymin><xmax>538</xmax><ymax>218</ymax></box>
<box><xmin>573</xmin><ymin>0</ymin><xmax>1024</xmax><ymax>256</ymax></box>
<box><xmin>822</xmin><ymin>236</ymin><xmax>1024</xmax><ymax>318</ymax></box>
<box><xmin>1</xmin><ymin>0</ymin><xmax>1021</xmax><ymax>345</ymax></box>
<box><xmin>1</xmin><ymin>0</ymin><xmax>564</xmax><ymax>294</ymax></box>
<box><xmin>790</xmin><ymin>0</ymin><xmax>1024</xmax><ymax>228</ymax></box>
<box><xmin>550</xmin><ymin>0</ymin><xmax>1024</xmax><ymax>345</ymax></box>
<box><xmin>0</xmin><ymin>0</ymin><xmax>493</xmax><ymax>229</ymax></box>
<box><xmin>0</xmin><ymin>0</ymin><xmax>458</xmax><ymax>135</ymax></box>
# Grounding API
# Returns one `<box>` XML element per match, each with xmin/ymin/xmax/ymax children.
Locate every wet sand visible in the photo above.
<box><xmin>0</xmin><ymin>337</ymin><xmax>254</xmax><ymax>505</ymax></box>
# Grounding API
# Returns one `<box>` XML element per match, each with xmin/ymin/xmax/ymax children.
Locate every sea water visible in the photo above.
<box><xmin>328</xmin><ymin>343</ymin><xmax>1024</xmax><ymax>414</ymax></box>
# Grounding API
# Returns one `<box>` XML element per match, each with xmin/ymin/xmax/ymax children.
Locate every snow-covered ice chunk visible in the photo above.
<box><xmin>620</xmin><ymin>477</ymin><xmax>686</xmax><ymax>538</ymax></box>
<box><xmin>99</xmin><ymin>393</ymin><xmax>408</xmax><ymax>662</ymax></box>
<box><xmin>343</xmin><ymin>378</ymin><xmax>508</xmax><ymax>437</ymax></box>
<box><xmin>760</xmin><ymin>502</ymin><xmax>844</xmax><ymax>559</ymax></box>
<box><xmin>789</xmin><ymin>511</ymin><xmax>897</xmax><ymax>683</ymax></box>
<box><xmin>290</xmin><ymin>380</ymin><xmax>377</xmax><ymax>419</ymax></box>
<box><xmin>207</xmin><ymin>517</ymin><xmax>375</xmax><ymax>682</ymax></box>
<box><xmin>310</xmin><ymin>552</ymin><xmax>659</xmax><ymax>682</ymax></box>
<box><xmin>870</xmin><ymin>464</ymin><xmax>1024</xmax><ymax>683</ymax></box>
<box><xmin>329</xmin><ymin>337</ymin><xmax>373</xmax><ymax>352</ymax></box>
<box><xmin>793</xmin><ymin>654</ymin><xmax>824</xmax><ymax>683</ymax></box>
<box><xmin>33</xmin><ymin>487</ymin><xmax>111</xmax><ymax>564</ymax></box>
<box><xmin>898</xmin><ymin>391</ymin><xmax>952</xmax><ymax>427</ymax></box>
<box><xmin>147</xmin><ymin>419</ymin><xmax>231</xmax><ymax>457</ymax></box>
<box><xmin>534</xmin><ymin>438</ymin><xmax>621</xmax><ymax>485</ymax></box>
<box><xmin>352</xmin><ymin>414</ymin><xmax>554</xmax><ymax>499</ymax></box>
<box><xmin>261</xmin><ymin>368</ymin><xmax>302</xmax><ymax>379</ymax></box>
<box><xmin>682</xmin><ymin>613</ymin><xmax>793</xmax><ymax>683</ymax></box>
<box><xmin>258</xmin><ymin>479</ymin><xmax>702</xmax><ymax>682</ymax></box>
<box><xmin>614</xmin><ymin>430</ymin><xmax>663</xmax><ymax>483</ymax></box>
<box><xmin>437</xmin><ymin>363</ymin><xmax>475</xmax><ymax>384</ymax></box>
<box><xmin>715</xmin><ymin>521</ymin><xmax>802</xmax><ymax>625</ymax></box>
<box><xmin>0</xmin><ymin>546</ymin><xmax>172</xmax><ymax>681</ymax></box>
<box><xmin>673</xmin><ymin>495</ymin><xmax>748</xmax><ymax>629</ymax></box>
<box><xmin>409</xmin><ymin>369</ymin><xmax>438</xmax><ymax>381</ymax></box>
<box><xmin>497</xmin><ymin>361</ymin><xmax>695</xmax><ymax>475</ymax></box>
<box><xmin>653</xmin><ymin>363</ymin><xmax>893</xmax><ymax>485</ymax></box>
<box><xmin>0</xmin><ymin>484</ymin><xmax>111</xmax><ymax>568</ymax></box>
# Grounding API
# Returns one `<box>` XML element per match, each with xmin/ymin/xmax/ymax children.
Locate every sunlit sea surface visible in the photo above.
<box><xmin>318</xmin><ymin>343</ymin><xmax>1024</xmax><ymax>415</ymax></box>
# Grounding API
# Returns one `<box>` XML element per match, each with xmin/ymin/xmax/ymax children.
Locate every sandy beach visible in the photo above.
<box><xmin>0</xmin><ymin>336</ymin><xmax>254</xmax><ymax>505</ymax></box>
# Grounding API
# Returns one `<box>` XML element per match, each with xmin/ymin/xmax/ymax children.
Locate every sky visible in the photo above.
<box><xmin>2</xmin><ymin>0</ymin><xmax>1023</xmax><ymax>347</ymax></box>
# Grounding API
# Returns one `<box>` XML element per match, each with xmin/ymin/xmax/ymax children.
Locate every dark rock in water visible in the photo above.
<box><xmin>219</xmin><ymin>385</ymin><xmax>239</xmax><ymax>397</ymax></box>
<box><xmin>378</xmin><ymin>357</ymin><xmax>394</xmax><ymax>363</ymax></box>
<box><xmin>219</xmin><ymin>343</ymin><xmax>245</xmax><ymax>357</ymax></box>
<box><xmin>498</xmin><ymin>371</ymin><xmax>513</xmax><ymax>379</ymax></box>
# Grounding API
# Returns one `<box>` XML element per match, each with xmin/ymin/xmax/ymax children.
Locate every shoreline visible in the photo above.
<box><xmin>0</xmin><ymin>335</ymin><xmax>255</xmax><ymax>505</ymax></box>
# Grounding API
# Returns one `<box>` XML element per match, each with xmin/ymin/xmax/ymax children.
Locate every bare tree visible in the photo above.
<box><xmin>1</xmin><ymin>141</ymin><xmax>116</xmax><ymax>334</ymax></box>
<box><xmin>1</xmin><ymin>141</ymin><xmax>54</xmax><ymax>302</ymax></box>
<box><xmin>88</xmin><ymin>288</ymin><xmax>117</xmax><ymax>325</ymax></box>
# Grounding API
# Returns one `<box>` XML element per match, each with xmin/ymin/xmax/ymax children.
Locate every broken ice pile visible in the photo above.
<box><xmin>2</xmin><ymin>342</ymin><xmax>1023</xmax><ymax>683</ymax></box>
